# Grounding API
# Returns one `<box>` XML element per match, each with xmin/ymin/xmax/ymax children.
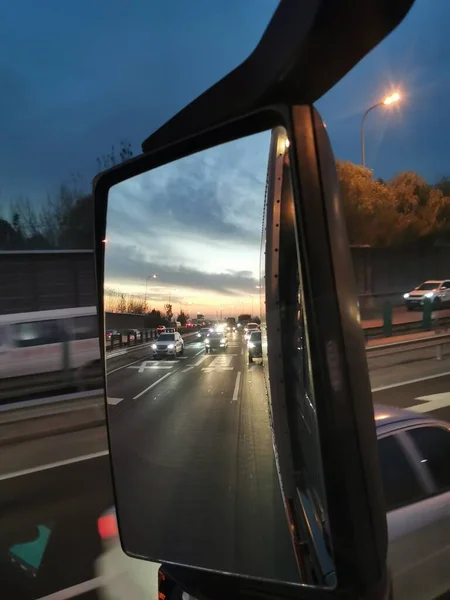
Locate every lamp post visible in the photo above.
<box><xmin>361</xmin><ymin>92</ymin><xmax>400</xmax><ymax>167</ymax></box>
<box><xmin>144</xmin><ymin>274</ymin><xmax>158</xmax><ymax>310</ymax></box>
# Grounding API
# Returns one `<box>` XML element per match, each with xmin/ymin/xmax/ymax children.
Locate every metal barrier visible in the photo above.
<box><xmin>366</xmin><ymin>333</ymin><xmax>450</xmax><ymax>365</ymax></box>
<box><xmin>105</xmin><ymin>327</ymin><xmax>198</xmax><ymax>352</ymax></box>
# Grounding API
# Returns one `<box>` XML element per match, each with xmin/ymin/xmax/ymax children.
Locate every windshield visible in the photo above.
<box><xmin>250</xmin><ymin>332</ymin><xmax>261</xmax><ymax>342</ymax></box>
<box><xmin>201</xmin><ymin>329</ymin><xmax>211</xmax><ymax>333</ymax></box>
<box><xmin>158</xmin><ymin>334</ymin><xmax>175</xmax><ymax>341</ymax></box>
<box><xmin>417</xmin><ymin>282</ymin><xmax>440</xmax><ymax>290</ymax></box>
<box><xmin>209</xmin><ymin>333</ymin><xmax>223</xmax><ymax>339</ymax></box>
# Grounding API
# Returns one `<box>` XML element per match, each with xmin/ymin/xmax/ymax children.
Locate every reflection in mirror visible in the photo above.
<box><xmin>103</xmin><ymin>130</ymin><xmax>332</xmax><ymax>585</ymax></box>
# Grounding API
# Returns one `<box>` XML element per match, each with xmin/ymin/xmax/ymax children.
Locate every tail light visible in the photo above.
<box><xmin>98</xmin><ymin>512</ymin><xmax>118</xmax><ymax>540</ymax></box>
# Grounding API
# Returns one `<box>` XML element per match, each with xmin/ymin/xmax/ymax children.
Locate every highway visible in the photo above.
<box><xmin>107</xmin><ymin>332</ymin><xmax>299</xmax><ymax>583</ymax></box>
<box><xmin>0</xmin><ymin>333</ymin><xmax>449</xmax><ymax>599</ymax></box>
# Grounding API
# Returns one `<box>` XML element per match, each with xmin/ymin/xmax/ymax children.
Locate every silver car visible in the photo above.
<box><xmin>151</xmin><ymin>332</ymin><xmax>184</xmax><ymax>358</ymax></box>
<box><xmin>374</xmin><ymin>404</ymin><xmax>450</xmax><ymax>600</ymax></box>
<box><xmin>95</xmin><ymin>405</ymin><xmax>449</xmax><ymax>600</ymax></box>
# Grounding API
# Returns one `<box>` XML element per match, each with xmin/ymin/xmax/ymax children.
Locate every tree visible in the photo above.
<box><xmin>117</xmin><ymin>294</ymin><xmax>127</xmax><ymax>313</ymax></box>
<box><xmin>165</xmin><ymin>303</ymin><xmax>173</xmax><ymax>322</ymax></box>
<box><xmin>177</xmin><ymin>311</ymin><xmax>188</xmax><ymax>326</ymax></box>
<box><xmin>144</xmin><ymin>309</ymin><xmax>163</xmax><ymax>328</ymax></box>
<box><xmin>127</xmin><ymin>298</ymin><xmax>147</xmax><ymax>314</ymax></box>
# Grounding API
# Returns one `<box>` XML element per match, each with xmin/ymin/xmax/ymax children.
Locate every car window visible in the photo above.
<box><xmin>250</xmin><ymin>332</ymin><xmax>261</xmax><ymax>341</ymax></box>
<box><xmin>416</xmin><ymin>282</ymin><xmax>439</xmax><ymax>291</ymax></box>
<box><xmin>377</xmin><ymin>435</ymin><xmax>427</xmax><ymax>511</ymax></box>
<box><xmin>407</xmin><ymin>426</ymin><xmax>450</xmax><ymax>493</ymax></box>
<box><xmin>158</xmin><ymin>334</ymin><xmax>175</xmax><ymax>341</ymax></box>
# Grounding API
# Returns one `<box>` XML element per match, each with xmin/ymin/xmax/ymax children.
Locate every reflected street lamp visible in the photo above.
<box><xmin>361</xmin><ymin>92</ymin><xmax>400</xmax><ymax>167</ymax></box>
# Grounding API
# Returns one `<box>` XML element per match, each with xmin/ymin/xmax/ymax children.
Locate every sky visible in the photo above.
<box><xmin>2</xmin><ymin>0</ymin><xmax>449</xmax><ymax>316</ymax></box>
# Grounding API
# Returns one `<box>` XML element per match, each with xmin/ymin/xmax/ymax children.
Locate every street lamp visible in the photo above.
<box><xmin>144</xmin><ymin>274</ymin><xmax>158</xmax><ymax>310</ymax></box>
<box><xmin>361</xmin><ymin>92</ymin><xmax>400</xmax><ymax>167</ymax></box>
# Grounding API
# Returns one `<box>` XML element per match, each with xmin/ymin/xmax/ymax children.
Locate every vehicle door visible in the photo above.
<box><xmin>402</xmin><ymin>425</ymin><xmax>450</xmax><ymax>599</ymax></box>
<box><xmin>378</xmin><ymin>430</ymin><xmax>448</xmax><ymax>600</ymax></box>
<box><xmin>441</xmin><ymin>280</ymin><xmax>450</xmax><ymax>304</ymax></box>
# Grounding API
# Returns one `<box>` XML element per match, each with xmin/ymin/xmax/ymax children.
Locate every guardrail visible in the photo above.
<box><xmin>366</xmin><ymin>333</ymin><xmax>450</xmax><ymax>367</ymax></box>
<box><xmin>105</xmin><ymin>326</ymin><xmax>198</xmax><ymax>352</ymax></box>
<box><xmin>1</xmin><ymin>329</ymin><xmax>200</xmax><ymax>404</ymax></box>
<box><xmin>363</xmin><ymin>312</ymin><xmax>450</xmax><ymax>341</ymax></box>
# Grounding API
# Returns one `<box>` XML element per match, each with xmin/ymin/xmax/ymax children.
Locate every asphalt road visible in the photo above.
<box><xmin>0</xmin><ymin>333</ymin><xmax>449</xmax><ymax>599</ymax></box>
<box><xmin>107</xmin><ymin>332</ymin><xmax>300</xmax><ymax>583</ymax></box>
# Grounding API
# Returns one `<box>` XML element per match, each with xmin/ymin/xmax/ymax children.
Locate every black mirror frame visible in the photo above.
<box><xmin>93</xmin><ymin>103</ymin><xmax>388</xmax><ymax>600</ymax></box>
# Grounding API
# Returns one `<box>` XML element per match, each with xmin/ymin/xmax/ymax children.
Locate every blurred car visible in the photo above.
<box><xmin>403</xmin><ymin>279</ymin><xmax>450</xmax><ymax>310</ymax></box>
<box><xmin>204</xmin><ymin>331</ymin><xmax>228</xmax><ymax>353</ymax></box>
<box><xmin>95</xmin><ymin>406</ymin><xmax>450</xmax><ymax>600</ymax></box>
<box><xmin>105</xmin><ymin>329</ymin><xmax>120</xmax><ymax>341</ymax></box>
<box><xmin>156</xmin><ymin>325</ymin><xmax>166</xmax><ymax>334</ymax></box>
<box><xmin>248</xmin><ymin>330</ymin><xmax>262</xmax><ymax>363</ymax></box>
<box><xmin>152</xmin><ymin>332</ymin><xmax>184</xmax><ymax>357</ymax></box>
<box><xmin>244</xmin><ymin>322</ymin><xmax>260</xmax><ymax>341</ymax></box>
<box><xmin>196</xmin><ymin>327</ymin><xmax>212</xmax><ymax>340</ymax></box>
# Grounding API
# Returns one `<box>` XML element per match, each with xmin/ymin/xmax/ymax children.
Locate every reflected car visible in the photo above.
<box><xmin>105</xmin><ymin>329</ymin><xmax>119</xmax><ymax>341</ymax></box>
<box><xmin>204</xmin><ymin>332</ymin><xmax>228</xmax><ymax>353</ymax></box>
<box><xmin>156</xmin><ymin>325</ymin><xmax>166</xmax><ymax>334</ymax></box>
<box><xmin>197</xmin><ymin>327</ymin><xmax>212</xmax><ymax>340</ymax></box>
<box><xmin>248</xmin><ymin>331</ymin><xmax>262</xmax><ymax>363</ymax></box>
<box><xmin>244</xmin><ymin>322</ymin><xmax>260</xmax><ymax>341</ymax></box>
<box><xmin>152</xmin><ymin>332</ymin><xmax>184</xmax><ymax>357</ymax></box>
<box><xmin>95</xmin><ymin>406</ymin><xmax>449</xmax><ymax>600</ymax></box>
<box><xmin>403</xmin><ymin>279</ymin><xmax>450</xmax><ymax>310</ymax></box>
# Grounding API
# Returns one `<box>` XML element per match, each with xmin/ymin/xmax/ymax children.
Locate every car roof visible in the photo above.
<box><xmin>373</xmin><ymin>403</ymin><xmax>447</xmax><ymax>431</ymax></box>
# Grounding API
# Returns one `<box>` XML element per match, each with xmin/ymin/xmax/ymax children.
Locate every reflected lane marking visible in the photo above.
<box><xmin>194</xmin><ymin>355</ymin><xmax>208</xmax><ymax>367</ymax></box>
<box><xmin>232</xmin><ymin>371</ymin><xmax>241</xmax><ymax>402</ymax></box>
<box><xmin>371</xmin><ymin>371</ymin><xmax>450</xmax><ymax>393</ymax></box>
<box><xmin>107</xmin><ymin>397</ymin><xmax>123</xmax><ymax>405</ymax></box>
<box><xmin>133</xmin><ymin>372</ymin><xmax>173</xmax><ymax>400</ymax></box>
<box><xmin>182</xmin><ymin>366</ymin><xmax>195</xmax><ymax>373</ymax></box>
<box><xmin>36</xmin><ymin>577</ymin><xmax>104</xmax><ymax>599</ymax></box>
<box><xmin>0</xmin><ymin>452</ymin><xmax>109</xmax><ymax>481</ymax></box>
<box><xmin>405</xmin><ymin>391</ymin><xmax>450</xmax><ymax>413</ymax></box>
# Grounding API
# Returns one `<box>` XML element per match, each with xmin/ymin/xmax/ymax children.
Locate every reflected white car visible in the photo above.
<box><xmin>152</xmin><ymin>332</ymin><xmax>184</xmax><ymax>357</ymax></box>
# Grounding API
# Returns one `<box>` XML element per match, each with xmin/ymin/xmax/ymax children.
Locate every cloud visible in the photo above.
<box><xmin>105</xmin><ymin>132</ymin><xmax>271</xmax><ymax>291</ymax></box>
<box><xmin>105</xmin><ymin>241</ymin><xmax>259</xmax><ymax>296</ymax></box>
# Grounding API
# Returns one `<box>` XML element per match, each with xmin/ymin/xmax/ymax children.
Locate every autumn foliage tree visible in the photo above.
<box><xmin>336</xmin><ymin>161</ymin><xmax>450</xmax><ymax>247</ymax></box>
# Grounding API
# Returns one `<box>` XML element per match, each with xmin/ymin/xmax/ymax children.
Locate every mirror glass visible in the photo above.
<box><xmin>103</xmin><ymin>130</ymin><xmax>331</xmax><ymax>585</ymax></box>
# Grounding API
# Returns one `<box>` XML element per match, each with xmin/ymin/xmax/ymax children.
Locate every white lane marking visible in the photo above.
<box><xmin>371</xmin><ymin>371</ymin><xmax>450</xmax><ymax>393</ymax></box>
<box><xmin>133</xmin><ymin>372</ymin><xmax>173</xmax><ymax>400</ymax></box>
<box><xmin>405</xmin><ymin>392</ymin><xmax>450</xmax><ymax>413</ymax></box>
<box><xmin>202</xmin><ymin>367</ymin><xmax>234</xmax><ymax>372</ymax></box>
<box><xmin>108</xmin><ymin>355</ymin><xmax>151</xmax><ymax>375</ymax></box>
<box><xmin>128</xmin><ymin>363</ymin><xmax>173</xmax><ymax>371</ymax></box>
<box><xmin>0</xmin><ymin>451</ymin><xmax>109</xmax><ymax>482</ymax></box>
<box><xmin>194</xmin><ymin>349</ymin><xmax>204</xmax><ymax>357</ymax></box>
<box><xmin>182</xmin><ymin>366</ymin><xmax>195</xmax><ymax>373</ymax></box>
<box><xmin>0</xmin><ymin>390</ymin><xmax>102</xmax><ymax>413</ymax></box>
<box><xmin>210</xmin><ymin>355</ymin><xmax>233</xmax><ymax>368</ymax></box>
<box><xmin>107</xmin><ymin>397</ymin><xmax>123</xmax><ymax>405</ymax></box>
<box><xmin>36</xmin><ymin>577</ymin><xmax>104</xmax><ymax>600</ymax></box>
<box><xmin>194</xmin><ymin>355</ymin><xmax>208</xmax><ymax>367</ymax></box>
<box><xmin>232</xmin><ymin>372</ymin><xmax>242</xmax><ymax>402</ymax></box>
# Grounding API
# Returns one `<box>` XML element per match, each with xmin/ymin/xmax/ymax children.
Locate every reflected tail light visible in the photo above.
<box><xmin>97</xmin><ymin>513</ymin><xmax>118</xmax><ymax>540</ymax></box>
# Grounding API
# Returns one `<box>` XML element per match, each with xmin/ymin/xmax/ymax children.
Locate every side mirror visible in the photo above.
<box><xmin>93</xmin><ymin>1</ymin><xmax>416</xmax><ymax>599</ymax></box>
<box><xmin>94</xmin><ymin>107</ymin><xmax>387</xmax><ymax>600</ymax></box>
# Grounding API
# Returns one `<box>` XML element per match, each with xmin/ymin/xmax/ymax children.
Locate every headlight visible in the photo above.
<box><xmin>220</xmin><ymin>338</ymin><xmax>226</xmax><ymax>343</ymax></box>
<box><xmin>248</xmin><ymin>342</ymin><xmax>255</xmax><ymax>349</ymax></box>
<box><xmin>403</xmin><ymin>293</ymin><xmax>410</xmax><ymax>299</ymax></box>
<box><xmin>425</xmin><ymin>292</ymin><xmax>434</xmax><ymax>298</ymax></box>
<box><xmin>168</xmin><ymin>344</ymin><xmax>174</xmax><ymax>349</ymax></box>
<box><xmin>197</xmin><ymin>333</ymin><xmax>201</xmax><ymax>337</ymax></box>
<box><xmin>152</xmin><ymin>344</ymin><xmax>157</xmax><ymax>349</ymax></box>
<box><xmin>205</xmin><ymin>340</ymin><xmax>210</xmax><ymax>345</ymax></box>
